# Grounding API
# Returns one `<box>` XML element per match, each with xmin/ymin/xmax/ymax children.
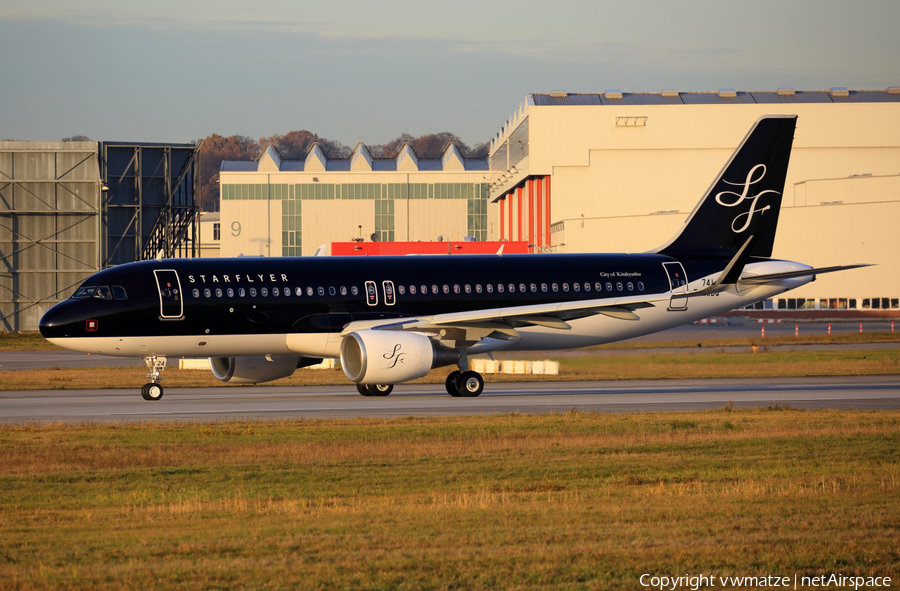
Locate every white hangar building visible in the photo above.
<box><xmin>218</xmin><ymin>143</ymin><xmax>490</xmax><ymax>258</ymax></box>
<box><xmin>488</xmin><ymin>88</ymin><xmax>900</xmax><ymax>311</ymax></box>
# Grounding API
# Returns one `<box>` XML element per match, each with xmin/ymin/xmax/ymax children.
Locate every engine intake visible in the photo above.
<box><xmin>340</xmin><ymin>330</ymin><xmax>458</xmax><ymax>385</ymax></box>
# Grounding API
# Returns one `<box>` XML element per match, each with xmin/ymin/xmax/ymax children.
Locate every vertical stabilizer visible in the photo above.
<box><xmin>654</xmin><ymin>115</ymin><xmax>797</xmax><ymax>260</ymax></box>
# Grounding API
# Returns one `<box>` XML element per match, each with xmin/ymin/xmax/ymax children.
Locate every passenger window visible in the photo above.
<box><xmin>351</xmin><ymin>286</ymin><xmax>359</xmax><ymax>296</ymax></box>
<box><xmin>453</xmin><ymin>284</ymin><xmax>460</xmax><ymax>294</ymax></box>
<box><xmin>465</xmin><ymin>284</ymin><xmax>471</xmax><ymax>294</ymax></box>
<box><xmin>530</xmin><ymin>283</ymin><xmax>536</xmax><ymax>293</ymax></box>
<box><xmin>250</xmin><ymin>288</ymin><xmax>257</xmax><ymax>297</ymax></box>
<box><xmin>584</xmin><ymin>282</ymin><xmax>591</xmax><ymax>292</ymax></box>
<box><xmin>552</xmin><ymin>283</ymin><xmax>558</xmax><ymax>292</ymax></box>
<box><xmin>498</xmin><ymin>284</ymin><xmax>504</xmax><ymax>293</ymax></box>
<box><xmin>487</xmin><ymin>284</ymin><xmax>493</xmax><ymax>293</ymax></box>
<box><xmin>72</xmin><ymin>286</ymin><xmax>96</xmax><ymax>299</ymax></box>
<box><xmin>541</xmin><ymin>283</ymin><xmax>547</xmax><ymax>292</ymax></box>
<box><xmin>383</xmin><ymin>281</ymin><xmax>395</xmax><ymax>305</ymax></box>
<box><xmin>272</xmin><ymin>287</ymin><xmax>279</xmax><ymax>296</ymax></box>
<box><xmin>509</xmin><ymin>284</ymin><xmax>515</xmax><ymax>293</ymax></box>
<box><xmin>606</xmin><ymin>282</ymin><xmax>613</xmax><ymax>292</ymax></box>
<box><xmin>573</xmin><ymin>283</ymin><xmax>580</xmax><ymax>292</ymax></box>
<box><xmin>443</xmin><ymin>285</ymin><xmax>450</xmax><ymax>294</ymax></box>
<box><xmin>421</xmin><ymin>285</ymin><xmax>427</xmax><ymax>295</ymax></box>
<box><xmin>595</xmin><ymin>282</ymin><xmax>602</xmax><ymax>292</ymax></box>
<box><xmin>616</xmin><ymin>282</ymin><xmax>624</xmax><ymax>291</ymax></box>
<box><xmin>627</xmin><ymin>282</ymin><xmax>634</xmax><ymax>291</ymax></box>
<box><xmin>410</xmin><ymin>285</ymin><xmax>417</xmax><ymax>295</ymax></box>
<box><xmin>563</xmin><ymin>283</ymin><xmax>569</xmax><ymax>292</ymax></box>
<box><xmin>239</xmin><ymin>288</ymin><xmax>246</xmax><ymax>297</ymax></box>
<box><xmin>431</xmin><ymin>285</ymin><xmax>438</xmax><ymax>294</ymax></box>
<box><xmin>192</xmin><ymin>288</ymin><xmax>200</xmax><ymax>298</ymax></box>
<box><xmin>295</xmin><ymin>287</ymin><xmax>303</xmax><ymax>296</ymax></box>
<box><xmin>519</xmin><ymin>283</ymin><xmax>526</xmax><ymax>293</ymax></box>
<box><xmin>328</xmin><ymin>286</ymin><xmax>335</xmax><ymax>296</ymax></box>
<box><xmin>216</xmin><ymin>288</ymin><xmax>223</xmax><ymax>297</ymax></box>
<box><xmin>112</xmin><ymin>285</ymin><xmax>128</xmax><ymax>300</ymax></box>
<box><xmin>261</xmin><ymin>288</ymin><xmax>269</xmax><ymax>297</ymax></box>
<box><xmin>94</xmin><ymin>286</ymin><xmax>113</xmax><ymax>300</ymax></box>
<box><xmin>475</xmin><ymin>284</ymin><xmax>482</xmax><ymax>293</ymax></box>
<box><xmin>638</xmin><ymin>282</ymin><xmax>645</xmax><ymax>291</ymax></box>
<box><xmin>204</xmin><ymin>288</ymin><xmax>212</xmax><ymax>298</ymax></box>
<box><xmin>307</xmin><ymin>287</ymin><xmax>314</xmax><ymax>296</ymax></box>
<box><xmin>227</xmin><ymin>288</ymin><xmax>234</xmax><ymax>297</ymax></box>
<box><xmin>317</xmin><ymin>287</ymin><xmax>325</xmax><ymax>296</ymax></box>
<box><xmin>365</xmin><ymin>281</ymin><xmax>378</xmax><ymax>305</ymax></box>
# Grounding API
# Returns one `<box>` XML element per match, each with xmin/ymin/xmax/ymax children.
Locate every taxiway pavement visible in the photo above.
<box><xmin>2</xmin><ymin>375</ymin><xmax>898</xmax><ymax>424</ymax></box>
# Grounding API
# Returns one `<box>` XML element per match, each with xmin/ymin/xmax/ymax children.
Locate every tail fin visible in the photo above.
<box><xmin>655</xmin><ymin>115</ymin><xmax>797</xmax><ymax>260</ymax></box>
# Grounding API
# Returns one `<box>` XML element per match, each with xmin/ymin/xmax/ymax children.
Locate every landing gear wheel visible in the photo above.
<box><xmin>445</xmin><ymin>371</ymin><xmax>461</xmax><ymax>397</ymax></box>
<box><xmin>356</xmin><ymin>384</ymin><xmax>393</xmax><ymax>397</ymax></box>
<box><xmin>372</xmin><ymin>384</ymin><xmax>393</xmax><ymax>397</ymax></box>
<box><xmin>141</xmin><ymin>383</ymin><xmax>164</xmax><ymax>401</ymax></box>
<box><xmin>456</xmin><ymin>371</ymin><xmax>484</xmax><ymax>397</ymax></box>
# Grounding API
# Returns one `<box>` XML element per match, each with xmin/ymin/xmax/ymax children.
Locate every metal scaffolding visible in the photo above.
<box><xmin>101</xmin><ymin>142</ymin><xmax>200</xmax><ymax>267</ymax></box>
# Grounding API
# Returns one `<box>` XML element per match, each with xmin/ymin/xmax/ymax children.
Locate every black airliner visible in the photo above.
<box><xmin>40</xmin><ymin>115</ymin><xmax>865</xmax><ymax>400</ymax></box>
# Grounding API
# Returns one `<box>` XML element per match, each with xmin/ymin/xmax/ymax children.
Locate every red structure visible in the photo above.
<box><xmin>497</xmin><ymin>175</ymin><xmax>552</xmax><ymax>252</ymax></box>
<box><xmin>332</xmin><ymin>241</ymin><xmax>530</xmax><ymax>256</ymax></box>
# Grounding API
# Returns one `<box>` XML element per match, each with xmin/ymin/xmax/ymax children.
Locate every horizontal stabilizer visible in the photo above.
<box><xmin>738</xmin><ymin>264</ymin><xmax>872</xmax><ymax>285</ymax></box>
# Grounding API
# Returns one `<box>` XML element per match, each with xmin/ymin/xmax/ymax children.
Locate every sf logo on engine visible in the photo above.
<box><xmin>383</xmin><ymin>344</ymin><xmax>406</xmax><ymax>369</ymax></box>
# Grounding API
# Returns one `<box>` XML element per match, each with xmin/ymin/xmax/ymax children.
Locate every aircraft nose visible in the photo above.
<box><xmin>39</xmin><ymin>301</ymin><xmax>76</xmax><ymax>339</ymax></box>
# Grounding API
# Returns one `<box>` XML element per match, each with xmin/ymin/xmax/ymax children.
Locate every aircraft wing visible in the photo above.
<box><xmin>341</xmin><ymin>292</ymin><xmax>670</xmax><ymax>343</ymax></box>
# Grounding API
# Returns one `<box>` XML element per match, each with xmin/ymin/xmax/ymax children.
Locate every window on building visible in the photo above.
<box><xmin>213</xmin><ymin>222</ymin><xmax>221</xmax><ymax>241</ymax></box>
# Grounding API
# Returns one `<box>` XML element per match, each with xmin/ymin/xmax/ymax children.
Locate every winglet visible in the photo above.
<box><xmin>496</xmin><ymin>244</ymin><xmax>505</xmax><ymax>256</ymax></box>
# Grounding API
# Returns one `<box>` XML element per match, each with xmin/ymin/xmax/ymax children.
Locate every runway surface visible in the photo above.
<box><xmin>2</xmin><ymin>376</ymin><xmax>899</xmax><ymax>424</ymax></box>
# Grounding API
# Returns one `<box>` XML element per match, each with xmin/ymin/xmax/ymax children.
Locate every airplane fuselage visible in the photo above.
<box><xmin>40</xmin><ymin>253</ymin><xmax>810</xmax><ymax>359</ymax></box>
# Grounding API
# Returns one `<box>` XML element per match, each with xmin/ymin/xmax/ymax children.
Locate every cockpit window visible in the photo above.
<box><xmin>72</xmin><ymin>286</ymin><xmax>96</xmax><ymax>299</ymax></box>
<box><xmin>112</xmin><ymin>285</ymin><xmax>128</xmax><ymax>300</ymax></box>
<box><xmin>93</xmin><ymin>286</ymin><xmax>113</xmax><ymax>300</ymax></box>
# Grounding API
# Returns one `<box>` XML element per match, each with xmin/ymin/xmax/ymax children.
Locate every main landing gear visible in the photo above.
<box><xmin>445</xmin><ymin>370</ymin><xmax>484</xmax><ymax>397</ymax></box>
<box><xmin>356</xmin><ymin>383</ymin><xmax>394</xmax><ymax>396</ymax></box>
<box><xmin>141</xmin><ymin>355</ymin><xmax>166</xmax><ymax>401</ymax></box>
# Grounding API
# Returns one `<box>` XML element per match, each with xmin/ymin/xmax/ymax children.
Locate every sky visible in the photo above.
<box><xmin>1</xmin><ymin>0</ymin><xmax>899</xmax><ymax>146</ymax></box>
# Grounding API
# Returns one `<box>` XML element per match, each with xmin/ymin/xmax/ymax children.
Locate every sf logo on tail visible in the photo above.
<box><xmin>716</xmin><ymin>164</ymin><xmax>780</xmax><ymax>233</ymax></box>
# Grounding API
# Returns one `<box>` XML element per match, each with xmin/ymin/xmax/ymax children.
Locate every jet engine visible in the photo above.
<box><xmin>340</xmin><ymin>330</ymin><xmax>458</xmax><ymax>385</ymax></box>
<box><xmin>210</xmin><ymin>355</ymin><xmax>311</xmax><ymax>384</ymax></box>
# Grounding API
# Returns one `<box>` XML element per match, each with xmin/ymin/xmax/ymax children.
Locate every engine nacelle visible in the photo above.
<box><xmin>210</xmin><ymin>355</ymin><xmax>301</xmax><ymax>384</ymax></box>
<box><xmin>340</xmin><ymin>330</ymin><xmax>458</xmax><ymax>385</ymax></box>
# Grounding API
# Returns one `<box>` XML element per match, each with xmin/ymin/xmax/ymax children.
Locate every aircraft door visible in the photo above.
<box><xmin>154</xmin><ymin>269</ymin><xmax>184</xmax><ymax>319</ymax></box>
<box><xmin>662</xmin><ymin>262</ymin><xmax>689</xmax><ymax>311</ymax></box>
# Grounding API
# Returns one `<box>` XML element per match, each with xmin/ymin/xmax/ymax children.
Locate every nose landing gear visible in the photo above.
<box><xmin>141</xmin><ymin>356</ymin><xmax>167</xmax><ymax>401</ymax></box>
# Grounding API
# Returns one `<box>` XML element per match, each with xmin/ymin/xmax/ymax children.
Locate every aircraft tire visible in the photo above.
<box><xmin>456</xmin><ymin>371</ymin><xmax>484</xmax><ymax>397</ymax></box>
<box><xmin>356</xmin><ymin>383</ymin><xmax>373</xmax><ymax>396</ymax></box>
<box><xmin>141</xmin><ymin>383</ymin><xmax>164</xmax><ymax>401</ymax></box>
<box><xmin>372</xmin><ymin>384</ymin><xmax>393</xmax><ymax>396</ymax></box>
<box><xmin>445</xmin><ymin>371</ymin><xmax>461</xmax><ymax>396</ymax></box>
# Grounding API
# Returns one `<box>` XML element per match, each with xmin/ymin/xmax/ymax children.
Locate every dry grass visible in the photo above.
<box><xmin>1</xmin><ymin>410</ymin><xmax>898</xmax><ymax>589</ymax></box>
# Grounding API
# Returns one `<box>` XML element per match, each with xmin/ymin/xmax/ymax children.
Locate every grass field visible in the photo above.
<box><xmin>1</xmin><ymin>410</ymin><xmax>898</xmax><ymax>589</ymax></box>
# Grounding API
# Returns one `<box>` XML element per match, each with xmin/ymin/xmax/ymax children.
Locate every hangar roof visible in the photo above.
<box><xmin>530</xmin><ymin>89</ymin><xmax>900</xmax><ymax>106</ymax></box>
<box><xmin>221</xmin><ymin>141</ymin><xmax>488</xmax><ymax>173</ymax></box>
